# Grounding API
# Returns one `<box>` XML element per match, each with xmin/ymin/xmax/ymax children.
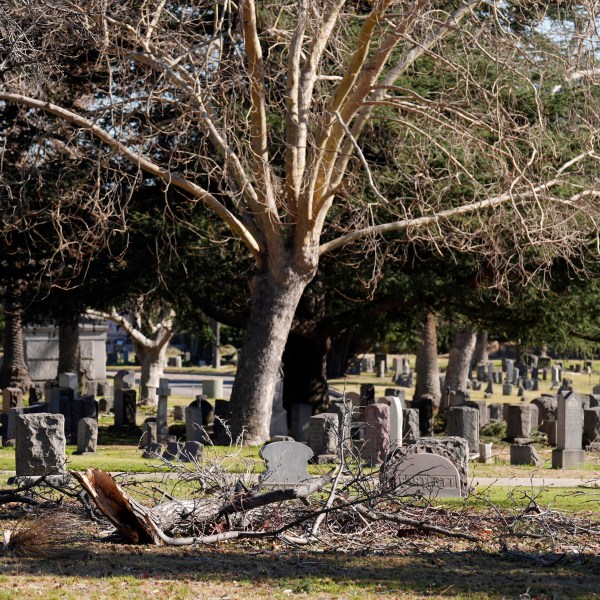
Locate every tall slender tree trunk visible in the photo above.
<box><xmin>229</xmin><ymin>268</ymin><xmax>311</xmax><ymax>445</ymax></box>
<box><xmin>0</xmin><ymin>288</ymin><xmax>31</xmax><ymax>392</ymax></box>
<box><xmin>441</xmin><ymin>328</ymin><xmax>476</xmax><ymax>410</ymax></box>
<box><xmin>58</xmin><ymin>319</ymin><xmax>80</xmax><ymax>377</ymax></box>
<box><xmin>414</xmin><ymin>311</ymin><xmax>441</xmax><ymax>407</ymax></box>
<box><xmin>135</xmin><ymin>342</ymin><xmax>169</xmax><ymax>407</ymax></box>
<box><xmin>472</xmin><ymin>330</ymin><xmax>489</xmax><ymax>367</ymax></box>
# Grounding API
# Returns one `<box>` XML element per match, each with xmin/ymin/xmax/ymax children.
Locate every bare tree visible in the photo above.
<box><xmin>90</xmin><ymin>304</ymin><xmax>175</xmax><ymax>406</ymax></box>
<box><xmin>2</xmin><ymin>1</ymin><xmax>600</xmax><ymax>442</ymax></box>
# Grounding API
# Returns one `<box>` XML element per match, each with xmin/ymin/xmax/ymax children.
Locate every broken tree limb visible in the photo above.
<box><xmin>71</xmin><ymin>468</ymin><xmax>336</xmax><ymax>545</ymax></box>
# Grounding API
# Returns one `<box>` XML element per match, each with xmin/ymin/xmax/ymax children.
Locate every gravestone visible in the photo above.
<box><xmin>506</xmin><ymin>405</ymin><xmax>532</xmax><ymax>440</ymax></box>
<box><xmin>447</xmin><ymin>406</ymin><xmax>479</xmax><ymax>454</ymax></box>
<box><xmin>402</xmin><ymin>408</ymin><xmax>420</xmax><ymax>443</ymax></box>
<box><xmin>551</xmin><ymin>366</ymin><xmax>561</xmax><ymax>388</ymax></box>
<box><xmin>259</xmin><ymin>441</ymin><xmax>313</xmax><ymax>488</ymax></box>
<box><xmin>412</xmin><ymin>396</ymin><xmax>434</xmax><ymax>437</ymax></box>
<box><xmin>583</xmin><ymin>408</ymin><xmax>600</xmax><ymax>447</ymax></box>
<box><xmin>388</xmin><ymin>397</ymin><xmax>403</xmax><ymax>451</ymax></box>
<box><xmin>485</xmin><ymin>378</ymin><xmax>494</xmax><ymax>394</ymax></box>
<box><xmin>478</xmin><ymin>442</ymin><xmax>493</xmax><ymax>464</ymax></box>
<box><xmin>163</xmin><ymin>441</ymin><xmax>184</xmax><ymax>461</ymax></box>
<box><xmin>270</xmin><ymin>367</ymin><xmax>288</xmax><ymax>437</ymax></box>
<box><xmin>377</xmin><ymin>361</ymin><xmax>386</xmax><ymax>378</ymax></box>
<box><xmin>477</xmin><ymin>364</ymin><xmax>487</xmax><ymax>382</ymax></box>
<box><xmin>140</xmin><ymin>420</ymin><xmax>157</xmax><ymax>448</ymax></box>
<box><xmin>2</xmin><ymin>388</ymin><xmax>23</xmax><ymax>414</ymax></box>
<box><xmin>290</xmin><ymin>403</ymin><xmax>312</xmax><ymax>443</ymax></box>
<box><xmin>157</xmin><ymin>379</ymin><xmax>170</xmax><ymax>441</ymax></box>
<box><xmin>510</xmin><ymin>444</ymin><xmax>542</xmax><ymax>466</ymax></box>
<box><xmin>331</xmin><ymin>400</ymin><xmax>352</xmax><ymax>449</ymax></box>
<box><xmin>70</xmin><ymin>395</ymin><xmax>98</xmax><ymax>444</ymax></box>
<box><xmin>488</xmin><ymin>403</ymin><xmax>502</xmax><ymax>422</ymax></box>
<box><xmin>529</xmin><ymin>403</ymin><xmax>539</xmax><ymax>432</ymax></box>
<box><xmin>212</xmin><ymin>399</ymin><xmax>231</xmax><ymax>441</ymax></box>
<box><xmin>589</xmin><ymin>394</ymin><xmax>600</xmax><ymax>408</ymax></box>
<box><xmin>466</xmin><ymin>400</ymin><xmax>488</xmax><ymax>427</ymax></box>
<box><xmin>181</xmin><ymin>441</ymin><xmax>204</xmax><ymax>463</ymax></box>
<box><xmin>362</xmin><ymin>403</ymin><xmax>390</xmax><ymax>465</ymax></box>
<box><xmin>552</xmin><ymin>391</ymin><xmax>585</xmax><ymax>468</ymax></box>
<box><xmin>14</xmin><ymin>413</ymin><xmax>67</xmax><ymax>482</ymax></box>
<box><xmin>202</xmin><ymin>378</ymin><xmax>224</xmax><ymax>398</ymax></box>
<box><xmin>359</xmin><ymin>384</ymin><xmax>375</xmax><ymax>406</ymax></box>
<box><xmin>141</xmin><ymin>442</ymin><xmax>162</xmax><ymax>459</ymax></box>
<box><xmin>185</xmin><ymin>404</ymin><xmax>204</xmax><ymax>443</ymax></box>
<box><xmin>308</xmin><ymin>413</ymin><xmax>338</xmax><ymax>463</ymax></box>
<box><xmin>382</xmin><ymin>437</ymin><xmax>468</xmax><ymax>498</ymax></box>
<box><xmin>76</xmin><ymin>417</ymin><xmax>98</xmax><ymax>454</ymax></box>
<box><xmin>502</xmin><ymin>383</ymin><xmax>513</xmax><ymax>396</ymax></box>
<box><xmin>58</xmin><ymin>372</ymin><xmax>78</xmax><ymax>397</ymax></box>
<box><xmin>121</xmin><ymin>390</ymin><xmax>137</xmax><ymax>428</ymax></box>
<box><xmin>505</xmin><ymin>359</ymin><xmax>515</xmax><ymax>384</ymax></box>
<box><xmin>173</xmin><ymin>405</ymin><xmax>185</xmax><ymax>421</ymax></box>
<box><xmin>114</xmin><ymin>370</ymin><xmax>136</xmax><ymax>428</ymax></box>
<box><xmin>98</xmin><ymin>397</ymin><xmax>112</xmax><ymax>413</ymax></box>
<box><xmin>375</xmin><ymin>353</ymin><xmax>388</xmax><ymax>372</ymax></box>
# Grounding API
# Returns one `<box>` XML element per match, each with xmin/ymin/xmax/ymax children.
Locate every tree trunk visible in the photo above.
<box><xmin>441</xmin><ymin>328</ymin><xmax>476</xmax><ymax>409</ymax></box>
<box><xmin>0</xmin><ymin>289</ymin><xmax>31</xmax><ymax>392</ymax></box>
<box><xmin>135</xmin><ymin>342</ymin><xmax>168</xmax><ymax>407</ymax></box>
<box><xmin>229</xmin><ymin>269</ymin><xmax>310</xmax><ymax>445</ymax></box>
<box><xmin>414</xmin><ymin>311</ymin><xmax>441</xmax><ymax>407</ymax></box>
<box><xmin>57</xmin><ymin>319</ymin><xmax>80</xmax><ymax>378</ymax></box>
<box><xmin>472</xmin><ymin>330</ymin><xmax>489</xmax><ymax>367</ymax></box>
<box><xmin>282</xmin><ymin>330</ymin><xmax>331</xmax><ymax>413</ymax></box>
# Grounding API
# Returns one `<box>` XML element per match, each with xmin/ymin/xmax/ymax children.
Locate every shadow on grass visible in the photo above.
<box><xmin>1</xmin><ymin>545</ymin><xmax>598</xmax><ymax>598</ymax></box>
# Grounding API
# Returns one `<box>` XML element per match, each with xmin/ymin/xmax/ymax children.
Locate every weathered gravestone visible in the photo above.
<box><xmin>506</xmin><ymin>405</ymin><xmax>532</xmax><ymax>440</ymax></box>
<box><xmin>362</xmin><ymin>403</ymin><xmax>390</xmax><ymax>465</ymax></box>
<box><xmin>466</xmin><ymin>399</ymin><xmax>488</xmax><ymax>427</ymax></box>
<box><xmin>531</xmin><ymin>395</ymin><xmax>558</xmax><ymax>433</ymax></box>
<box><xmin>173</xmin><ymin>405</ymin><xmax>185</xmax><ymax>421</ymax></box>
<box><xmin>388</xmin><ymin>397</ymin><xmax>403</xmax><ymax>451</ymax></box>
<box><xmin>163</xmin><ymin>441</ymin><xmax>184</xmax><ymax>461</ymax></box>
<box><xmin>140</xmin><ymin>420</ymin><xmax>157</xmax><ymax>448</ymax></box>
<box><xmin>14</xmin><ymin>413</ymin><xmax>68</xmax><ymax>483</ymax></box>
<box><xmin>308</xmin><ymin>413</ymin><xmax>338</xmax><ymax>463</ymax></box>
<box><xmin>181</xmin><ymin>441</ymin><xmax>204</xmax><ymax>463</ymax></box>
<box><xmin>510</xmin><ymin>443</ymin><xmax>543</xmax><ymax>466</ymax></box>
<box><xmin>76</xmin><ymin>417</ymin><xmax>98</xmax><ymax>454</ymax></box>
<box><xmin>290</xmin><ymin>403</ymin><xmax>312</xmax><ymax>443</ymax></box>
<box><xmin>552</xmin><ymin>392</ymin><xmax>585</xmax><ymax>468</ymax></box>
<box><xmin>141</xmin><ymin>442</ymin><xmax>163</xmax><ymax>459</ymax></box>
<box><xmin>70</xmin><ymin>395</ymin><xmax>98</xmax><ymax>444</ymax></box>
<box><xmin>382</xmin><ymin>437</ymin><xmax>468</xmax><ymax>498</ymax></box>
<box><xmin>447</xmin><ymin>406</ymin><xmax>479</xmax><ymax>454</ymax></box>
<box><xmin>413</xmin><ymin>396</ymin><xmax>434</xmax><ymax>437</ymax></box>
<box><xmin>2</xmin><ymin>388</ymin><xmax>23</xmax><ymax>414</ymax></box>
<box><xmin>185</xmin><ymin>404</ymin><xmax>204</xmax><ymax>443</ymax></box>
<box><xmin>402</xmin><ymin>408</ymin><xmax>420</xmax><ymax>443</ymax></box>
<box><xmin>488</xmin><ymin>403</ymin><xmax>503</xmax><ymax>422</ymax></box>
<box><xmin>502</xmin><ymin>383</ymin><xmax>513</xmax><ymax>396</ymax></box>
<box><xmin>478</xmin><ymin>442</ymin><xmax>493</xmax><ymax>464</ymax></box>
<box><xmin>259</xmin><ymin>441</ymin><xmax>313</xmax><ymax>488</ymax></box>
<box><xmin>114</xmin><ymin>370</ymin><xmax>136</xmax><ymax>428</ymax></box>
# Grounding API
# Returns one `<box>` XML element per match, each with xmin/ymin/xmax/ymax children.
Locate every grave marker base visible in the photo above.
<box><xmin>551</xmin><ymin>448</ymin><xmax>585</xmax><ymax>469</ymax></box>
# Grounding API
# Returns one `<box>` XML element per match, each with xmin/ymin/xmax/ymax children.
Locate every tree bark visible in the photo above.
<box><xmin>441</xmin><ymin>328</ymin><xmax>476</xmax><ymax>409</ymax></box>
<box><xmin>414</xmin><ymin>311</ymin><xmax>441</xmax><ymax>407</ymax></box>
<box><xmin>282</xmin><ymin>330</ymin><xmax>331</xmax><ymax>413</ymax></box>
<box><xmin>57</xmin><ymin>319</ymin><xmax>80</xmax><ymax>379</ymax></box>
<box><xmin>0</xmin><ymin>288</ymin><xmax>31</xmax><ymax>392</ymax></box>
<box><xmin>229</xmin><ymin>268</ymin><xmax>310</xmax><ymax>445</ymax></box>
<box><xmin>135</xmin><ymin>342</ymin><xmax>168</xmax><ymax>407</ymax></box>
<box><xmin>472</xmin><ymin>330</ymin><xmax>489</xmax><ymax>367</ymax></box>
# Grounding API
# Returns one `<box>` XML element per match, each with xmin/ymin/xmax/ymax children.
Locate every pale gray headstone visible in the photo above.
<box><xmin>202</xmin><ymin>379</ymin><xmax>224</xmax><ymax>398</ymax></box>
<box><xmin>556</xmin><ymin>392</ymin><xmax>583</xmax><ymax>450</ymax></box>
<box><xmin>260</xmin><ymin>441</ymin><xmax>313</xmax><ymax>488</ymax></box>
<box><xmin>389</xmin><ymin>397</ymin><xmax>403</xmax><ymax>451</ymax></box>
<box><xmin>478</xmin><ymin>442</ymin><xmax>493</xmax><ymax>463</ymax></box>
<box><xmin>76</xmin><ymin>417</ymin><xmax>98</xmax><ymax>454</ymax></box>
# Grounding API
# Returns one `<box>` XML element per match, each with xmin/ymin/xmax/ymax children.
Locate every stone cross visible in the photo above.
<box><xmin>260</xmin><ymin>441</ymin><xmax>313</xmax><ymax>488</ymax></box>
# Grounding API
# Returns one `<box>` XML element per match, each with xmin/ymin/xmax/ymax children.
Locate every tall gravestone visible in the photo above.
<box><xmin>388</xmin><ymin>397</ymin><xmax>403</xmax><ymax>451</ymax></box>
<box><xmin>506</xmin><ymin>405</ymin><xmax>532</xmax><ymax>440</ymax></box>
<box><xmin>402</xmin><ymin>408</ymin><xmax>420</xmax><ymax>443</ymax></box>
<box><xmin>76</xmin><ymin>417</ymin><xmax>98</xmax><ymax>454</ymax></box>
<box><xmin>114</xmin><ymin>369</ymin><xmax>136</xmax><ymax>428</ymax></box>
<box><xmin>157</xmin><ymin>378</ymin><xmax>170</xmax><ymax>441</ymax></box>
<box><xmin>552</xmin><ymin>392</ymin><xmax>585</xmax><ymax>468</ymax></box>
<box><xmin>447</xmin><ymin>406</ymin><xmax>479</xmax><ymax>454</ymax></box>
<box><xmin>362</xmin><ymin>403</ymin><xmax>390</xmax><ymax>465</ymax></box>
<box><xmin>185</xmin><ymin>403</ymin><xmax>204</xmax><ymax>443</ymax></box>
